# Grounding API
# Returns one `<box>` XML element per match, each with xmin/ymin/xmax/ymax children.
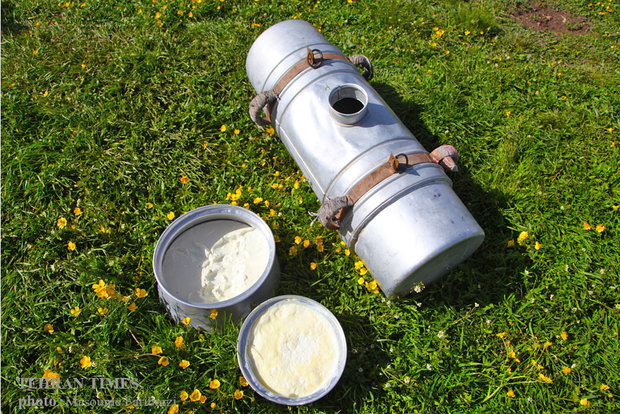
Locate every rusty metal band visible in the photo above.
<box><xmin>346</xmin><ymin>152</ymin><xmax>434</xmax><ymax>204</ymax></box>
<box><xmin>265</xmin><ymin>49</ymin><xmax>350</xmax><ymax>122</ymax></box>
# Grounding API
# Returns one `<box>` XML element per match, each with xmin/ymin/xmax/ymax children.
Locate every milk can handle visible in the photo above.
<box><xmin>349</xmin><ymin>54</ymin><xmax>374</xmax><ymax>81</ymax></box>
<box><xmin>249</xmin><ymin>90</ymin><xmax>278</xmax><ymax>128</ymax></box>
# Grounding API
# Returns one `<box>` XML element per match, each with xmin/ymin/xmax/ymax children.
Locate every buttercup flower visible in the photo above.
<box><xmin>135</xmin><ymin>288</ymin><xmax>148</xmax><ymax>298</ymax></box>
<box><xmin>310</xmin><ymin>262</ymin><xmax>317</xmax><ymax>270</ymax></box>
<box><xmin>179</xmin><ymin>360</ymin><xmax>190</xmax><ymax>369</ymax></box>
<box><xmin>517</xmin><ymin>231</ymin><xmax>529</xmax><ymax>244</ymax></box>
<box><xmin>180</xmin><ymin>391</ymin><xmax>189</xmax><ymax>401</ymax></box>
<box><xmin>57</xmin><ymin>217</ymin><xmax>67</xmax><ymax>228</ymax></box>
<box><xmin>158</xmin><ymin>356</ymin><xmax>169</xmax><ymax>366</ymax></box>
<box><xmin>174</xmin><ymin>336</ymin><xmax>185</xmax><ymax>350</ymax></box>
<box><xmin>209</xmin><ymin>309</ymin><xmax>218</xmax><ymax>320</ymax></box>
<box><xmin>209</xmin><ymin>379</ymin><xmax>220</xmax><ymax>389</ymax></box>
<box><xmin>562</xmin><ymin>366</ymin><xmax>571</xmax><ymax>375</ymax></box>
<box><xmin>44</xmin><ymin>323</ymin><xmax>54</xmax><ymax>333</ymax></box>
<box><xmin>596</xmin><ymin>224</ymin><xmax>605</xmax><ymax>233</ymax></box>
<box><xmin>43</xmin><ymin>370</ymin><xmax>60</xmax><ymax>380</ymax></box>
<box><xmin>234</xmin><ymin>389</ymin><xmax>243</xmax><ymax>400</ymax></box>
<box><xmin>167</xmin><ymin>404</ymin><xmax>179</xmax><ymax>414</ymax></box>
<box><xmin>189</xmin><ymin>389</ymin><xmax>201</xmax><ymax>402</ymax></box>
<box><xmin>166</xmin><ymin>211</ymin><xmax>175</xmax><ymax>220</ymax></box>
<box><xmin>80</xmin><ymin>356</ymin><xmax>92</xmax><ymax>369</ymax></box>
<box><xmin>70</xmin><ymin>306</ymin><xmax>81</xmax><ymax>317</ymax></box>
<box><xmin>97</xmin><ymin>307</ymin><xmax>108</xmax><ymax>316</ymax></box>
<box><xmin>180</xmin><ymin>175</ymin><xmax>190</xmax><ymax>184</ymax></box>
<box><xmin>152</xmin><ymin>346</ymin><xmax>162</xmax><ymax>355</ymax></box>
<box><xmin>67</xmin><ymin>241</ymin><xmax>76</xmax><ymax>251</ymax></box>
<box><xmin>182</xmin><ymin>317</ymin><xmax>190</xmax><ymax>326</ymax></box>
<box><xmin>220</xmin><ymin>125</ymin><xmax>227</xmax><ymax>132</ymax></box>
<box><xmin>601</xmin><ymin>384</ymin><xmax>610</xmax><ymax>391</ymax></box>
<box><xmin>538</xmin><ymin>373</ymin><xmax>552</xmax><ymax>384</ymax></box>
<box><xmin>583</xmin><ymin>222</ymin><xmax>592</xmax><ymax>230</ymax></box>
<box><xmin>507</xmin><ymin>388</ymin><xmax>515</xmax><ymax>398</ymax></box>
<box><xmin>74</xmin><ymin>207</ymin><xmax>83</xmax><ymax>216</ymax></box>
<box><xmin>580</xmin><ymin>398</ymin><xmax>589</xmax><ymax>406</ymax></box>
<box><xmin>239</xmin><ymin>376</ymin><xmax>249</xmax><ymax>387</ymax></box>
<box><xmin>127</xmin><ymin>302</ymin><xmax>137</xmax><ymax>311</ymax></box>
<box><xmin>561</xmin><ymin>331</ymin><xmax>568</xmax><ymax>340</ymax></box>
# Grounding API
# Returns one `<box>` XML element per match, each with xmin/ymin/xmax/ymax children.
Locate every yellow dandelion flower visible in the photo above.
<box><xmin>182</xmin><ymin>317</ymin><xmax>190</xmax><ymax>326</ymax></box>
<box><xmin>57</xmin><ymin>217</ymin><xmax>67</xmax><ymax>228</ymax></box>
<box><xmin>180</xmin><ymin>390</ymin><xmax>189</xmax><ymax>401</ymax></box>
<box><xmin>209</xmin><ymin>309</ymin><xmax>218</xmax><ymax>319</ymax></box>
<box><xmin>167</xmin><ymin>405</ymin><xmax>179</xmax><ymax>414</ymax></box>
<box><xmin>67</xmin><ymin>241</ymin><xmax>76</xmax><ymax>251</ymax></box>
<box><xmin>220</xmin><ymin>125</ymin><xmax>227</xmax><ymax>132</ymax></box>
<box><xmin>135</xmin><ymin>288</ymin><xmax>148</xmax><ymax>298</ymax></box>
<box><xmin>239</xmin><ymin>376</ymin><xmax>249</xmax><ymax>387</ymax></box>
<box><xmin>70</xmin><ymin>306</ymin><xmax>81</xmax><ymax>317</ymax></box>
<box><xmin>234</xmin><ymin>389</ymin><xmax>243</xmax><ymax>400</ymax></box>
<box><xmin>80</xmin><ymin>356</ymin><xmax>92</xmax><ymax>369</ymax></box>
<box><xmin>596</xmin><ymin>224</ymin><xmax>605</xmax><ymax>233</ymax></box>
<box><xmin>310</xmin><ymin>262</ymin><xmax>317</xmax><ymax>270</ymax></box>
<box><xmin>152</xmin><ymin>346</ymin><xmax>162</xmax><ymax>355</ymax></box>
<box><xmin>180</xmin><ymin>175</ymin><xmax>190</xmax><ymax>184</ymax></box>
<box><xmin>179</xmin><ymin>360</ymin><xmax>190</xmax><ymax>369</ymax></box>
<box><xmin>535</xmin><ymin>241</ymin><xmax>542</xmax><ymax>250</ymax></box>
<box><xmin>166</xmin><ymin>211</ymin><xmax>175</xmax><ymax>220</ymax></box>
<box><xmin>583</xmin><ymin>222</ymin><xmax>592</xmax><ymax>230</ymax></box>
<box><xmin>190</xmin><ymin>389</ymin><xmax>201</xmax><ymax>402</ymax></box>
<box><xmin>127</xmin><ymin>302</ymin><xmax>137</xmax><ymax>311</ymax></box>
<box><xmin>158</xmin><ymin>356</ymin><xmax>169</xmax><ymax>366</ymax></box>
<box><xmin>44</xmin><ymin>323</ymin><xmax>54</xmax><ymax>334</ymax></box>
<box><xmin>562</xmin><ymin>366</ymin><xmax>571</xmax><ymax>375</ymax></box>
<box><xmin>507</xmin><ymin>388</ymin><xmax>515</xmax><ymax>398</ymax></box>
<box><xmin>74</xmin><ymin>207</ymin><xmax>82</xmax><ymax>216</ymax></box>
<box><xmin>209</xmin><ymin>379</ymin><xmax>220</xmax><ymax>389</ymax></box>
<box><xmin>294</xmin><ymin>236</ymin><xmax>302</xmax><ymax>244</ymax></box>
<box><xmin>97</xmin><ymin>307</ymin><xmax>108</xmax><ymax>316</ymax></box>
<box><xmin>517</xmin><ymin>231</ymin><xmax>529</xmax><ymax>244</ymax></box>
<box><xmin>174</xmin><ymin>336</ymin><xmax>185</xmax><ymax>350</ymax></box>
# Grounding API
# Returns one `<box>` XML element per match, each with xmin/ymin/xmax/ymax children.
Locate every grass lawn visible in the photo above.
<box><xmin>1</xmin><ymin>0</ymin><xmax>619</xmax><ymax>412</ymax></box>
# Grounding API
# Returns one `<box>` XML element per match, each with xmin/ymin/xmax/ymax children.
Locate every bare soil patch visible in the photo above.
<box><xmin>512</xmin><ymin>1</ymin><xmax>591</xmax><ymax>35</ymax></box>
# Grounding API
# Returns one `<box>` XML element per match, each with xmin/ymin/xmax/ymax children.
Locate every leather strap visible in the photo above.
<box><xmin>346</xmin><ymin>152</ymin><xmax>434</xmax><ymax>204</ymax></box>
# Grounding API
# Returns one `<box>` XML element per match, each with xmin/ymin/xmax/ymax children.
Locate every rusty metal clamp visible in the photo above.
<box><xmin>307</xmin><ymin>48</ymin><xmax>324</xmax><ymax>69</ymax></box>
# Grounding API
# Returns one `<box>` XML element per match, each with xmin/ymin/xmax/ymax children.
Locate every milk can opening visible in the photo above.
<box><xmin>328</xmin><ymin>84</ymin><xmax>368</xmax><ymax>124</ymax></box>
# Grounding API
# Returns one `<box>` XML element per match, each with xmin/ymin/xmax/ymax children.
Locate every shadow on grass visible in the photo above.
<box><xmin>1</xmin><ymin>1</ymin><xmax>29</xmax><ymax>36</ymax></box>
<box><xmin>372</xmin><ymin>81</ymin><xmax>531</xmax><ymax>309</ymax></box>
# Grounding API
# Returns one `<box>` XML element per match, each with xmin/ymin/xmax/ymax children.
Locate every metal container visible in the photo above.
<box><xmin>237</xmin><ymin>295</ymin><xmax>347</xmax><ymax>405</ymax></box>
<box><xmin>246</xmin><ymin>20</ymin><xmax>484</xmax><ymax>297</ymax></box>
<box><xmin>152</xmin><ymin>205</ymin><xmax>279</xmax><ymax>331</ymax></box>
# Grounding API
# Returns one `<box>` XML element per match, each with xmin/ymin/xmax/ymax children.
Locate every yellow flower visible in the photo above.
<box><xmin>294</xmin><ymin>236</ymin><xmax>302</xmax><ymax>244</ymax></box>
<box><xmin>357</xmin><ymin>277</ymin><xmax>365</xmax><ymax>285</ymax></box>
<box><xmin>310</xmin><ymin>262</ymin><xmax>317</xmax><ymax>270</ymax></box>
<box><xmin>233</xmin><ymin>389</ymin><xmax>243</xmax><ymax>400</ymax></box>
<box><xmin>180</xmin><ymin>175</ymin><xmax>190</xmax><ymax>184</ymax></box>
<box><xmin>538</xmin><ymin>373</ymin><xmax>552</xmax><ymax>384</ymax></box>
<box><xmin>613</xmin><ymin>205</ymin><xmax>619</xmax><ymax>211</ymax></box>
<box><xmin>33</xmin><ymin>49</ymin><xmax>39</xmax><ymax>55</ymax></box>
<box><xmin>366</xmin><ymin>280</ymin><xmax>378</xmax><ymax>291</ymax></box>
<box><xmin>465</xmin><ymin>30</ymin><xmax>471</xmax><ymax>35</ymax></box>
<box><xmin>44</xmin><ymin>323</ymin><xmax>54</xmax><ymax>334</ymax></box>
<box><xmin>583</xmin><ymin>222</ymin><xmax>592</xmax><ymax>230</ymax></box>
<box><xmin>561</xmin><ymin>331</ymin><xmax>568</xmax><ymax>340</ymax></box>
<box><xmin>220</xmin><ymin>125</ymin><xmax>227</xmax><ymax>132</ymax></box>
<box><xmin>239</xmin><ymin>376</ymin><xmax>249</xmax><ymax>387</ymax></box>
<box><xmin>496</xmin><ymin>332</ymin><xmax>507</xmax><ymax>339</ymax></box>
<box><xmin>179</xmin><ymin>360</ymin><xmax>190</xmax><ymax>369</ymax></box>
<box><xmin>182</xmin><ymin>317</ymin><xmax>190</xmax><ymax>326</ymax></box>
<box><xmin>174</xmin><ymin>336</ymin><xmax>185</xmax><ymax>350</ymax></box>
<box><xmin>507</xmin><ymin>388</ymin><xmax>515</xmax><ymax>398</ymax></box>
<box><xmin>57</xmin><ymin>217</ymin><xmax>67</xmax><ymax>228</ymax></box>
<box><xmin>166</xmin><ymin>211</ymin><xmax>175</xmax><ymax>220</ymax></box>
<box><xmin>517</xmin><ymin>231</ymin><xmax>529</xmax><ymax>244</ymax></box>
<box><xmin>200</xmin><ymin>395</ymin><xmax>207</xmax><ymax>403</ymax></box>
<box><xmin>359</xmin><ymin>267</ymin><xmax>368</xmax><ymax>275</ymax></box>
<box><xmin>601</xmin><ymin>384</ymin><xmax>610</xmax><ymax>391</ymax></box>
<box><xmin>190</xmin><ymin>389</ymin><xmax>201</xmax><ymax>402</ymax></box>
<box><xmin>209</xmin><ymin>309</ymin><xmax>218</xmax><ymax>320</ymax></box>
<box><xmin>596</xmin><ymin>224</ymin><xmax>605</xmax><ymax>233</ymax></box>
<box><xmin>354</xmin><ymin>260</ymin><xmax>364</xmax><ymax>270</ymax></box>
<box><xmin>293</xmin><ymin>180</ymin><xmax>300</xmax><ymax>189</ymax></box>
<box><xmin>74</xmin><ymin>207</ymin><xmax>82</xmax><ymax>216</ymax></box>
<box><xmin>80</xmin><ymin>356</ymin><xmax>92</xmax><ymax>369</ymax></box>
<box><xmin>209</xmin><ymin>379</ymin><xmax>220</xmax><ymax>389</ymax></box>
<box><xmin>42</xmin><ymin>369</ymin><xmax>60</xmax><ymax>380</ymax></box>
<box><xmin>155</xmin><ymin>11</ymin><xmax>161</xmax><ymax>19</ymax></box>
<box><xmin>70</xmin><ymin>306</ymin><xmax>81</xmax><ymax>317</ymax></box>
<box><xmin>167</xmin><ymin>404</ymin><xmax>179</xmax><ymax>414</ymax></box>
<box><xmin>580</xmin><ymin>398</ymin><xmax>589</xmax><ymax>406</ymax></box>
<box><xmin>67</xmin><ymin>241</ymin><xmax>76</xmax><ymax>251</ymax></box>
<box><xmin>158</xmin><ymin>356</ymin><xmax>169</xmax><ymax>366</ymax></box>
<box><xmin>210</xmin><ymin>402</ymin><xmax>216</xmax><ymax>408</ymax></box>
<box><xmin>180</xmin><ymin>390</ymin><xmax>189</xmax><ymax>401</ymax></box>
<box><xmin>152</xmin><ymin>346</ymin><xmax>162</xmax><ymax>355</ymax></box>
<box><xmin>135</xmin><ymin>288</ymin><xmax>148</xmax><ymax>298</ymax></box>
<box><xmin>562</xmin><ymin>366</ymin><xmax>571</xmax><ymax>375</ymax></box>
<box><xmin>264</xmin><ymin>200</ymin><xmax>271</xmax><ymax>208</ymax></box>
<box><xmin>188</xmin><ymin>11</ymin><xmax>193</xmax><ymax>17</ymax></box>
<box><xmin>147</xmin><ymin>202</ymin><xmax>154</xmax><ymax>209</ymax></box>
<box><xmin>97</xmin><ymin>307</ymin><xmax>108</xmax><ymax>316</ymax></box>
<box><xmin>543</xmin><ymin>341</ymin><xmax>552</xmax><ymax>349</ymax></box>
<box><xmin>234</xmin><ymin>129</ymin><xmax>240</xmax><ymax>135</ymax></box>
<box><xmin>344</xmin><ymin>249</ymin><xmax>351</xmax><ymax>256</ymax></box>
<box><xmin>127</xmin><ymin>302</ymin><xmax>137</xmax><ymax>311</ymax></box>
<box><xmin>265</xmin><ymin>127</ymin><xmax>275</xmax><ymax>136</ymax></box>
<box><xmin>535</xmin><ymin>241</ymin><xmax>542</xmax><ymax>250</ymax></box>
<box><xmin>288</xmin><ymin>246</ymin><xmax>298</xmax><ymax>256</ymax></box>
<box><xmin>177</xmin><ymin>10</ymin><xmax>183</xmax><ymax>15</ymax></box>
<box><xmin>253</xmin><ymin>197</ymin><xmax>263</xmax><ymax>204</ymax></box>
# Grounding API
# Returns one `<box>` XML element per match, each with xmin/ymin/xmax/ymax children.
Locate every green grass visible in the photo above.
<box><xmin>2</xmin><ymin>0</ymin><xmax>619</xmax><ymax>412</ymax></box>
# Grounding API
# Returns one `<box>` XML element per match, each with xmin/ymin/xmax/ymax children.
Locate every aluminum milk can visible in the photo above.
<box><xmin>246</xmin><ymin>20</ymin><xmax>484</xmax><ymax>297</ymax></box>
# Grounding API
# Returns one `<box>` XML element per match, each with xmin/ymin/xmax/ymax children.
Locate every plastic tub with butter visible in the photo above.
<box><xmin>237</xmin><ymin>295</ymin><xmax>347</xmax><ymax>405</ymax></box>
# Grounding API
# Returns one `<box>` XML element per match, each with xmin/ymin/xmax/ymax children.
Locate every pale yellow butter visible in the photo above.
<box><xmin>248</xmin><ymin>300</ymin><xmax>340</xmax><ymax>398</ymax></box>
<box><xmin>200</xmin><ymin>227</ymin><xmax>268</xmax><ymax>302</ymax></box>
